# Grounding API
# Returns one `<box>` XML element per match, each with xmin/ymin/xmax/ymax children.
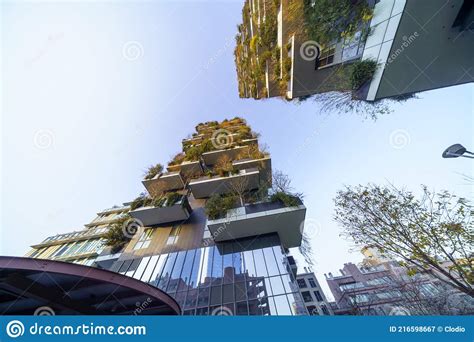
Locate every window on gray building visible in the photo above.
<box><xmin>313</xmin><ymin>290</ymin><xmax>323</xmax><ymax>302</ymax></box>
<box><xmin>308</xmin><ymin>277</ymin><xmax>317</xmax><ymax>288</ymax></box>
<box><xmin>301</xmin><ymin>291</ymin><xmax>313</xmax><ymax>303</ymax></box>
<box><xmin>297</xmin><ymin>279</ymin><xmax>307</xmax><ymax>288</ymax></box>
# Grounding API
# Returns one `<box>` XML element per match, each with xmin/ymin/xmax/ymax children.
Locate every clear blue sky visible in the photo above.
<box><xmin>1</xmin><ymin>0</ymin><xmax>473</xmax><ymax>299</ymax></box>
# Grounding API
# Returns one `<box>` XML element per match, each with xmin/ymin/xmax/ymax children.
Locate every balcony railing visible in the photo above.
<box><xmin>142</xmin><ymin>171</ymin><xmax>185</xmax><ymax>197</ymax></box>
<box><xmin>33</xmin><ymin>227</ymin><xmax>109</xmax><ymax>248</ymax></box>
<box><xmin>232</xmin><ymin>155</ymin><xmax>271</xmax><ymax>183</ymax></box>
<box><xmin>129</xmin><ymin>195</ymin><xmax>192</xmax><ymax>226</ymax></box>
<box><xmin>189</xmin><ymin>168</ymin><xmax>260</xmax><ymax>199</ymax></box>
<box><xmin>207</xmin><ymin>199</ymin><xmax>306</xmax><ymax>248</ymax></box>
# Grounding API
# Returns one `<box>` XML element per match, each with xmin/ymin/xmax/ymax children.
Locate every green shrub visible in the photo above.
<box><xmin>103</xmin><ymin>215</ymin><xmax>133</xmax><ymax>251</ymax></box>
<box><xmin>303</xmin><ymin>0</ymin><xmax>373</xmax><ymax>45</ymax></box>
<box><xmin>283</xmin><ymin>57</ymin><xmax>292</xmax><ymax>73</ymax></box>
<box><xmin>130</xmin><ymin>194</ymin><xmax>152</xmax><ymax>210</ymax></box>
<box><xmin>274</xmin><ymin>63</ymin><xmax>281</xmax><ymax>80</ymax></box>
<box><xmin>151</xmin><ymin>192</ymin><xmax>181</xmax><ymax>207</ymax></box>
<box><xmin>185</xmin><ymin>146</ymin><xmax>201</xmax><ymax>161</ymax></box>
<box><xmin>350</xmin><ymin>59</ymin><xmax>377</xmax><ymax>90</ymax></box>
<box><xmin>165</xmin><ymin>192</ymin><xmax>182</xmax><ymax>206</ymax></box>
<box><xmin>259</xmin><ymin>50</ymin><xmax>272</xmax><ymax>69</ymax></box>
<box><xmin>144</xmin><ymin>163</ymin><xmax>163</xmax><ymax>180</ymax></box>
<box><xmin>270</xmin><ymin>191</ymin><xmax>300</xmax><ymax>207</ymax></box>
<box><xmin>272</xmin><ymin>46</ymin><xmax>280</xmax><ymax>61</ymax></box>
<box><xmin>205</xmin><ymin>194</ymin><xmax>238</xmax><ymax>220</ymax></box>
<box><xmin>200</xmin><ymin>139</ymin><xmax>216</xmax><ymax>153</ymax></box>
<box><xmin>169</xmin><ymin>153</ymin><xmax>185</xmax><ymax>166</ymax></box>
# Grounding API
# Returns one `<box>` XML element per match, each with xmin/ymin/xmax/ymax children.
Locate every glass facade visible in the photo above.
<box><xmin>110</xmin><ymin>236</ymin><xmax>307</xmax><ymax>316</ymax></box>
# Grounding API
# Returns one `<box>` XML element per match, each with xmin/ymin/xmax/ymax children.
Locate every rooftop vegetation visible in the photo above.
<box><xmin>168</xmin><ymin>153</ymin><xmax>186</xmax><ymax>166</ymax></box>
<box><xmin>144</xmin><ymin>163</ymin><xmax>163</xmax><ymax>180</ymax></box>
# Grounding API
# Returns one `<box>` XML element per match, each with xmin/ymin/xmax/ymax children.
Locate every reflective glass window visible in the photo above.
<box><xmin>260</xmin><ymin>297</ymin><xmax>270</xmax><ymax>316</ymax></box>
<box><xmin>167</xmin><ymin>251</ymin><xmax>187</xmax><ymax>293</ymax></box>
<box><xmin>236</xmin><ymin>301</ymin><xmax>248</xmax><ymax>315</ymax></box>
<box><xmin>263</xmin><ymin>278</ymin><xmax>273</xmax><ymax>297</ymax></box>
<box><xmin>211</xmin><ymin>247</ymin><xmax>223</xmax><ymax>285</ymax></box>
<box><xmin>125</xmin><ymin>258</ymin><xmax>141</xmax><ymax>277</ymax></box>
<box><xmin>210</xmin><ymin>286</ymin><xmax>222</xmax><ymax>305</ymax></box>
<box><xmin>222</xmin><ymin>284</ymin><xmax>234</xmax><ymax>304</ymax></box>
<box><xmin>235</xmin><ymin>282</ymin><xmax>247</xmax><ymax>302</ymax></box>
<box><xmin>242</xmin><ymin>250</ymin><xmax>256</xmax><ymax>278</ymax></box>
<box><xmin>282</xmin><ymin>273</ymin><xmax>298</xmax><ymax>293</ymax></box>
<box><xmin>197</xmin><ymin>287</ymin><xmax>210</xmax><ymax>307</ymax></box>
<box><xmin>185</xmin><ymin>289</ymin><xmax>198</xmax><ymax>309</ymax></box>
<box><xmin>198</xmin><ymin>247</ymin><xmax>213</xmax><ymax>287</ymax></box>
<box><xmin>232</xmin><ymin>251</ymin><xmax>245</xmax><ymax>282</ymax></box>
<box><xmin>150</xmin><ymin>253</ymin><xmax>168</xmax><ymax>286</ymax></box>
<box><xmin>158</xmin><ymin>252</ymin><xmax>177</xmax><ymax>290</ymax></box>
<box><xmin>222</xmin><ymin>246</ymin><xmax>233</xmax><ymax>284</ymax></box>
<box><xmin>253</xmin><ymin>249</ymin><xmax>268</xmax><ymax>277</ymax></box>
<box><xmin>270</xmin><ymin>276</ymin><xmax>286</xmax><ymax>296</ymax></box>
<box><xmin>178</xmin><ymin>249</ymin><xmax>196</xmax><ymax>291</ymax></box>
<box><xmin>133</xmin><ymin>256</ymin><xmax>151</xmax><ymax>280</ymax></box>
<box><xmin>263</xmin><ymin>247</ymin><xmax>279</xmax><ymax>276</ymax></box>
<box><xmin>267</xmin><ymin>297</ymin><xmax>278</xmax><ymax>316</ymax></box>
<box><xmin>195</xmin><ymin>307</ymin><xmax>209</xmax><ymax>315</ymax></box>
<box><xmin>274</xmin><ymin>295</ymin><xmax>292</xmax><ymax>315</ymax></box>
<box><xmin>272</xmin><ymin>246</ymin><xmax>287</xmax><ymax>274</ymax></box>
<box><xmin>188</xmin><ymin>248</ymin><xmax>202</xmax><ymax>289</ymax></box>
<box><xmin>141</xmin><ymin>255</ymin><xmax>160</xmax><ymax>283</ymax></box>
<box><xmin>248</xmin><ymin>299</ymin><xmax>263</xmax><ymax>316</ymax></box>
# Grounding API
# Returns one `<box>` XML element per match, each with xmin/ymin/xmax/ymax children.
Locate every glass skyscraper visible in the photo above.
<box><xmin>25</xmin><ymin>117</ymin><xmax>308</xmax><ymax>315</ymax></box>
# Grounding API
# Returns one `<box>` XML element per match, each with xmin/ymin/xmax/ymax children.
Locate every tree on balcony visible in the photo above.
<box><xmin>103</xmin><ymin>215</ymin><xmax>134</xmax><ymax>252</ymax></box>
<box><xmin>335</xmin><ymin>184</ymin><xmax>474</xmax><ymax>297</ymax></box>
<box><xmin>205</xmin><ymin>194</ymin><xmax>238</xmax><ymax>220</ymax></box>
<box><xmin>144</xmin><ymin>163</ymin><xmax>163</xmax><ymax>180</ymax></box>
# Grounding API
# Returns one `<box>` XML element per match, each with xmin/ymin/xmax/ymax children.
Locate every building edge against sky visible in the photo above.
<box><xmin>234</xmin><ymin>0</ymin><xmax>473</xmax><ymax>101</ymax></box>
<box><xmin>10</xmin><ymin>117</ymin><xmax>315</xmax><ymax>316</ymax></box>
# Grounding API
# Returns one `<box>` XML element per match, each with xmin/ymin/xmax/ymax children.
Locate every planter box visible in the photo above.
<box><xmin>189</xmin><ymin>168</ymin><xmax>260</xmax><ymax>199</ymax></box>
<box><xmin>142</xmin><ymin>171</ymin><xmax>185</xmax><ymax>197</ymax></box>
<box><xmin>129</xmin><ymin>196</ymin><xmax>192</xmax><ymax>226</ymax></box>
<box><xmin>207</xmin><ymin>200</ymin><xmax>306</xmax><ymax>248</ymax></box>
